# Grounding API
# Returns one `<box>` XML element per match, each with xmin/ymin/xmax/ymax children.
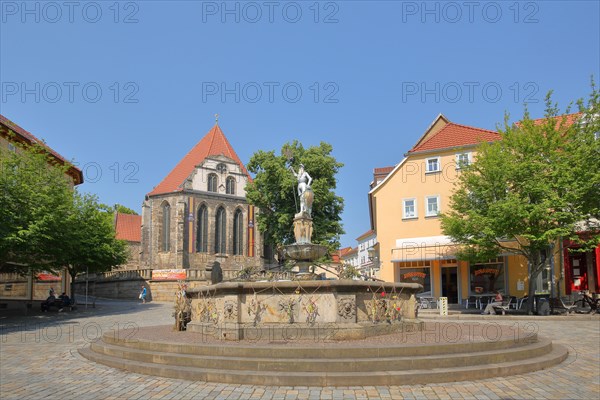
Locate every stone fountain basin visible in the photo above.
<box><xmin>185</xmin><ymin>280</ymin><xmax>423</xmax><ymax>340</ymax></box>
<box><xmin>283</xmin><ymin>243</ymin><xmax>328</xmax><ymax>261</ymax></box>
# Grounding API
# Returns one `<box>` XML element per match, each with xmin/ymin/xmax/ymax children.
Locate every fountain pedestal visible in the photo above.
<box><xmin>292</xmin><ymin>212</ymin><xmax>313</xmax><ymax>244</ymax></box>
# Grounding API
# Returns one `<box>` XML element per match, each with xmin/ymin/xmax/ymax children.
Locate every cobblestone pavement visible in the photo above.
<box><xmin>1</xmin><ymin>299</ymin><xmax>599</xmax><ymax>400</ymax></box>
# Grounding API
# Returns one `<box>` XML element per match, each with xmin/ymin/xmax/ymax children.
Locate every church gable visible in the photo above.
<box><xmin>148</xmin><ymin>123</ymin><xmax>251</xmax><ymax>197</ymax></box>
<box><xmin>185</xmin><ymin>155</ymin><xmax>248</xmax><ymax>197</ymax></box>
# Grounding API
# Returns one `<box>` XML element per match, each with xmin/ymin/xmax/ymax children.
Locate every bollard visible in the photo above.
<box><xmin>439</xmin><ymin>297</ymin><xmax>448</xmax><ymax>316</ymax></box>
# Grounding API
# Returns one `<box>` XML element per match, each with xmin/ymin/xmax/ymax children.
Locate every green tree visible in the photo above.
<box><xmin>246</xmin><ymin>141</ymin><xmax>344</xmax><ymax>257</ymax></box>
<box><xmin>441</xmin><ymin>86</ymin><xmax>600</xmax><ymax>313</ymax></box>
<box><xmin>114</xmin><ymin>204</ymin><xmax>138</xmax><ymax>215</ymax></box>
<box><xmin>0</xmin><ymin>138</ymin><xmax>73</xmax><ymax>273</ymax></box>
<box><xmin>52</xmin><ymin>192</ymin><xmax>129</xmax><ymax>299</ymax></box>
<box><xmin>1</xmin><ymin>137</ymin><xmax>129</xmax><ymax>297</ymax></box>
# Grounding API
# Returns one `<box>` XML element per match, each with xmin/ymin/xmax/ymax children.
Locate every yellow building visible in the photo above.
<box><xmin>369</xmin><ymin>114</ymin><xmax>548</xmax><ymax>305</ymax></box>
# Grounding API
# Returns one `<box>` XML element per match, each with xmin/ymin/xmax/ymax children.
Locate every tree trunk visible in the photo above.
<box><xmin>525</xmin><ymin>248</ymin><xmax>549</xmax><ymax>315</ymax></box>
<box><xmin>69</xmin><ymin>270</ymin><xmax>77</xmax><ymax>304</ymax></box>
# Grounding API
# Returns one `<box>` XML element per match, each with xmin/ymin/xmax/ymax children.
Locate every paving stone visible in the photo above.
<box><xmin>1</xmin><ymin>299</ymin><xmax>599</xmax><ymax>400</ymax></box>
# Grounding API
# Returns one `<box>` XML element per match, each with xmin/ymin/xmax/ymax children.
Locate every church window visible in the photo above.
<box><xmin>216</xmin><ymin>163</ymin><xmax>227</xmax><ymax>174</ymax></box>
<box><xmin>161</xmin><ymin>202</ymin><xmax>171</xmax><ymax>252</ymax></box>
<box><xmin>207</xmin><ymin>173</ymin><xmax>218</xmax><ymax>192</ymax></box>
<box><xmin>215</xmin><ymin>207</ymin><xmax>226</xmax><ymax>254</ymax></box>
<box><xmin>196</xmin><ymin>204</ymin><xmax>208</xmax><ymax>253</ymax></box>
<box><xmin>226</xmin><ymin>177</ymin><xmax>236</xmax><ymax>195</ymax></box>
<box><xmin>233</xmin><ymin>209</ymin><xmax>244</xmax><ymax>255</ymax></box>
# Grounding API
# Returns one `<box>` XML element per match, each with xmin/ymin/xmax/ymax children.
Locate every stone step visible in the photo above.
<box><xmin>78</xmin><ymin>343</ymin><xmax>568</xmax><ymax>386</ymax></box>
<box><xmin>89</xmin><ymin>338</ymin><xmax>552</xmax><ymax>372</ymax></box>
<box><xmin>102</xmin><ymin>332</ymin><xmax>538</xmax><ymax>359</ymax></box>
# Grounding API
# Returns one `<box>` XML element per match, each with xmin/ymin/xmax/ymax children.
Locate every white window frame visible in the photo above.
<box><xmin>403</xmin><ymin>198</ymin><xmax>417</xmax><ymax>219</ymax></box>
<box><xmin>425</xmin><ymin>157</ymin><xmax>440</xmax><ymax>173</ymax></box>
<box><xmin>455</xmin><ymin>152</ymin><xmax>471</xmax><ymax>169</ymax></box>
<box><xmin>425</xmin><ymin>195</ymin><xmax>440</xmax><ymax>217</ymax></box>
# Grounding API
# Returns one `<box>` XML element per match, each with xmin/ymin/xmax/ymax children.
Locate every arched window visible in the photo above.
<box><xmin>207</xmin><ymin>173</ymin><xmax>218</xmax><ymax>192</ymax></box>
<box><xmin>196</xmin><ymin>204</ymin><xmax>208</xmax><ymax>253</ymax></box>
<box><xmin>160</xmin><ymin>202</ymin><xmax>171</xmax><ymax>252</ymax></box>
<box><xmin>233</xmin><ymin>209</ymin><xmax>244</xmax><ymax>255</ymax></box>
<box><xmin>226</xmin><ymin>177</ymin><xmax>236</xmax><ymax>195</ymax></box>
<box><xmin>215</xmin><ymin>207</ymin><xmax>226</xmax><ymax>254</ymax></box>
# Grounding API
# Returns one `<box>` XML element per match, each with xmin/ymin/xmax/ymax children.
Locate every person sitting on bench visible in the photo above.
<box><xmin>58</xmin><ymin>292</ymin><xmax>71</xmax><ymax>310</ymax></box>
<box><xmin>481</xmin><ymin>291</ymin><xmax>503</xmax><ymax>315</ymax></box>
<box><xmin>41</xmin><ymin>293</ymin><xmax>56</xmax><ymax>312</ymax></box>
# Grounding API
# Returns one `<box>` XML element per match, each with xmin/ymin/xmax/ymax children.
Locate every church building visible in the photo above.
<box><xmin>140</xmin><ymin>122</ymin><xmax>264</xmax><ymax>273</ymax></box>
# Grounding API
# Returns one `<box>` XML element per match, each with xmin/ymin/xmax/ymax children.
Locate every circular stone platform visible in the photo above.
<box><xmin>79</xmin><ymin>322</ymin><xmax>568</xmax><ymax>386</ymax></box>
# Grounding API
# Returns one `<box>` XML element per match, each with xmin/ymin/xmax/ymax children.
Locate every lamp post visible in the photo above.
<box><xmin>367</xmin><ymin>247</ymin><xmax>379</xmax><ymax>280</ymax></box>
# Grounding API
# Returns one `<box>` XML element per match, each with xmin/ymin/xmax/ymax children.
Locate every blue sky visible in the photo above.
<box><xmin>1</xmin><ymin>0</ymin><xmax>599</xmax><ymax>248</ymax></box>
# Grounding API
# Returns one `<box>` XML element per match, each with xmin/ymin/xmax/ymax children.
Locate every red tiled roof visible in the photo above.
<box><xmin>331</xmin><ymin>246</ymin><xmax>353</xmax><ymax>262</ymax></box>
<box><xmin>148</xmin><ymin>124</ymin><xmax>251</xmax><ymax>196</ymax></box>
<box><xmin>115</xmin><ymin>212</ymin><xmax>141</xmax><ymax>242</ymax></box>
<box><xmin>356</xmin><ymin>229</ymin><xmax>375</xmax><ymax>241</ymax></box>
<box><xmin>518</xmin><ymin>112</ymin><xmax>582</xmax><ymax>129</ymax></box>
<box><xmin>0</xmin><ymin>114</ymin><xmax>84</xmax><ymax>184</ymax></box>
<box><xmin>342</xmin><ymin>247</ymin><xmax>358</xmax><ymax>258</ymax></box>
<box><xmin>373</xmin><ymin>166</ymin><xmax>394</xmax><ymax>175</ymax></box>
<box><xmin>409</xmin><ymin>122</ymin><xmax>500</xmax><ymax>153</ymax></box>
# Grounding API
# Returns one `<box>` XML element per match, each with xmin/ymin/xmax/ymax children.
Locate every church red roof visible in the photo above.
<box><xmin>148</xmin><ymin>124</ymin><xmax>251</xmax><ymax>196</ymax></box>
<box><xmin>115</xmin><ymin>212</ymin><xmax>142</xmax><ymax>242</ymax></box>
<box><xmin>408</xmin><ymin>122</ymin><xmax>500</xmax><ymax>154</ymax></box>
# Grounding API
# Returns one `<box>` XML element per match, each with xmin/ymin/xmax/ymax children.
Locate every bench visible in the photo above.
<box><xmin>41</xmin><ymin>299</ymin><xmax>75</xmax><ymax>312</ymax></box>
<box><xmin>492</xmin><ymin>297</ymin><xmax>513</xmax><ymax>315</ymax></box>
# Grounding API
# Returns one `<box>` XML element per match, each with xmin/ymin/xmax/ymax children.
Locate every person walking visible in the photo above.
<box><xmin>139</xmin><ymin>285</ymin><xmax>147</xmax><ymax>304</ymax></box>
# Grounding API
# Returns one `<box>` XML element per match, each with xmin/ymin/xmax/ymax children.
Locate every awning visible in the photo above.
<box><xmin>391</xmin><ymin>236</ymin><xmax>458</xmax><ymax>262</ymax></box>
<box><xmin>391</xmin><ymin>244</ymin><xmax>458</xmax><ymax>262</ymax></box>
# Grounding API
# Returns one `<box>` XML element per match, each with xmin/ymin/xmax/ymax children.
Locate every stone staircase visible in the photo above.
<box><xmin>79</xmin><ymin>331</ymin><xmax>568</xmax><ymax>386</ymax></box>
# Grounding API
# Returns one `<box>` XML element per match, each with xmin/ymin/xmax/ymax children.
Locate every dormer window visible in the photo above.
<box><xmin>426</xmin><ymin>157</ymin><xmax>440</xmax><ymax>173</ymax></box>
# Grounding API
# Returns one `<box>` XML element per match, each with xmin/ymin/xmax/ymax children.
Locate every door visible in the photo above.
<box><xmin>441</xmin><ymin>266</ymin><xmax>459</xmax><ymax>304</ymax></box>
<box><xmin>569</xmin><ymin>253</ymin><xmax>588</xmax><ymax>292</ymax></box>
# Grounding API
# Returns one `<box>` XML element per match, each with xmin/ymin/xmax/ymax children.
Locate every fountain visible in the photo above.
<box><xmin>80</xmin><ymin>162</ymin><xmax>568</xmax><ymax>387</ymax></box>
<box><xmin>183</xmin><ymin>162</ymin><xmax>423</xmax><ymax>341</ymax></box>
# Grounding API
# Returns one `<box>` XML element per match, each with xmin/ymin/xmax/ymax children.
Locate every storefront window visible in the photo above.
<box><xmin>469</xmin><ymin>260</ymin><xmax>505</xmax><ymax>294</ymax></box>
<box><xmin>399</xmin><ymin>268</ymin><xmax>431</xmax><ymax>296</ymax></box>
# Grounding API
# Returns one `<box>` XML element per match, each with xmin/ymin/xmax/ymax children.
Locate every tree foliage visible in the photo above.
<box><xmin>441</xmin><ymin>84</ymin><xmax>600</xmax><ymax>312</ymax></box>
<box><xmin>245</xmin><ymin>141</ymin><xmax>344</xmax><ymax>255</ymax></box>
<box><xmin>54</xmin><ymin>192</ymin><xmax>129</xmax><ymax>298</ymax></box>
<box><xmin>0</xmin><ymin>139</ymin><xmax>73</xmax><ymax>271</ymax></box>
<box><xmin>0</xmin><ymin>137</ymin><xmax>129</xmax><ymax>284</ymax></box>
<box><xmin>114</xmin><ymin>203</ymin><xmax>138</xmax><ymax>215</ymax></box>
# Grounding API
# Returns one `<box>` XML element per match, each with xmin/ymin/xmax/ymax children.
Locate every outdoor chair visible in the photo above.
<box><xmin>464</xmin><ymin>296</ymin><xmax>478</xmax><ymax>309</ymax></box>
<box><xmin>549</xmin><ymin>297</ymin><xmax>577</xmax><ymax>314</ymax></box>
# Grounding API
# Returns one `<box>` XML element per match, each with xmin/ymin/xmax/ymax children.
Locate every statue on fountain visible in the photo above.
<box><xmin>289</xmin><ymin>163</ymin><xmax>314</xmax><ymax>217</ymax></box>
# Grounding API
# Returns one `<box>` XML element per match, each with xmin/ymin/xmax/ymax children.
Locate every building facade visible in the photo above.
<box><xmin>369</xmin><ymin>113</ymin><xmax>600</xmax><ymax>304</ymax></box>
<box><xmin>370</xmin><ymin>115</ymin><xmax>520</xmax><ymax>303</ymax></box>
<box><xmin>356</xmin><ymin>230</ymin><xmax>378</xmax><ymax>278</ymax></box>
<box><xmin>140</xmin><ymin>123</ymin><xmax>264</xmax><ymax>274</ymax></box>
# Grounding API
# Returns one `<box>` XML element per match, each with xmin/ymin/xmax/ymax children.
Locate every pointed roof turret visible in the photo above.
<box><xmin>148</xmin><ymin>123</ymin><xmax>251</xmax><ymax>196</ymax></box>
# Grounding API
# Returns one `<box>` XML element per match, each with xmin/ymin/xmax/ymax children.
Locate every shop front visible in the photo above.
<box><xmin>563</xmin><ymin>239</ymin><xmax>600</xmax><ymax>294</ymax></box>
